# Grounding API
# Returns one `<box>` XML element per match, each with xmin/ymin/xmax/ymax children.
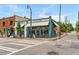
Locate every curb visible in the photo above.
<box><xmin>48</xmin><ymin>33</ymin><xmax>67</xmax><ymax>41</ymax></box>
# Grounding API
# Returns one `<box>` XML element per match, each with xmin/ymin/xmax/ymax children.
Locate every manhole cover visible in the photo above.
<box><xmin>47</xmin><ymin>51</ymin><xmax>59</xmax><ymax>55</ymax></box>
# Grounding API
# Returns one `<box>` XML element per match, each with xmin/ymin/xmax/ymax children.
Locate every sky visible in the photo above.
<box><xmin>0</xmin><ymin>4</ymin><xmax>79</xmax><ymax>27</ymax></box>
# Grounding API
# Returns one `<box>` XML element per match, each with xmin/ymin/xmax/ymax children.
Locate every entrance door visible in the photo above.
<box><xmin>36</xmin><ymin>30</ymin><xmax>40</xmax><ymax>38</ymax></box>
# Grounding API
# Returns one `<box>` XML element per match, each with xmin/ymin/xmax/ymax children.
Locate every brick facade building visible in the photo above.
<box><xmin>0</xmin><ymin>16</ymin><xmax>15</xmax><ymax>37</ymax></box>
<box><xmin>0</xmin><ymin>15</ymin><xmax>29</xmax><ymax>37</ymax></box>
<box><xmin>0</xmin><ymin>15</ymin><xmax>59</xmax><ymax>38</ymax></box>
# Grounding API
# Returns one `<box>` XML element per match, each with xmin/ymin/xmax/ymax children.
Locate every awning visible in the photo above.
<box><xmin>25</xmin><ymin>21</ymin><xmax>49</xmax><ymax>27</ymax></box>
<box><xmin>53</xmin><ymin>21</ymin><xmax>59</xmax><ymax>27</ymax></box>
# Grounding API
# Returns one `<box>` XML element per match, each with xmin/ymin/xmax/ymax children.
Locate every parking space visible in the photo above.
<box><xmin>0</xmin><ymin>38</ymin><xmax>48</xmax><ymax>55</ymax></box>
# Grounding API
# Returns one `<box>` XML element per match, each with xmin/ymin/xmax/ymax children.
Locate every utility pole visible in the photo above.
<box><xmin>65</xmin><ymin>16</ymin><xmax>68</xmax><ymax>33</ymax></box>
<box><xmin>27</xmin><ymin>5</ymin><xmax>32</xmax><ymax>38</ymax></box>
<box><xmin>78</xmin><ymin>11</ymin><xmax>79</xmax><ymax>20</ymax></box>
<box><xmin>65</xmin><ymin>16</ymin><xmax>68</xmax><ymax>24</ymax></box>
<box><xmin>58</xmin><ymin>4</ymin><xmax>61</xmax><ymax>39</ymax></box>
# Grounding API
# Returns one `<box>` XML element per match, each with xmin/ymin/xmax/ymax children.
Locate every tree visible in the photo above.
<box><xmin>16</xmin><ymin>22</ymin><xmax>23</xmax><ymax>37</ymax></box>
<box><xmin>66</xmin><ymin>23</ymin><xmax>71</xmax><ymax>32</ymax></box>
<box><xmin>69</xmin><ymin>23</ymin><xmax>74</xmax><ymax>31</ymax></box>
<box><xmin>0</xmin><ymin>29</ymin><xmax>3</xmax><ymax>37</ymax></box>
<box><xmin>75</xmin><ymin>20</ymin><xmax>79</xmax><ymax>32</ymax></box>
<box><xmin>60</xmin><ymin>23</ymin><xmax>74</xmax><ymax>33</ymax></box>
<box><xmin>65</xmin><ymin>23</ymin><xmax>74</xmax><ymax>32</ymax></box>
<box><xmin>60</xmin><ymin>23</ymin><xmax>66</xmax><ymax>32</ymax></box>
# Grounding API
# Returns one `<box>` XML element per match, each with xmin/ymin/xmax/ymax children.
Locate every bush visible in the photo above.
<box><xmin>75</xmin><ymin>20</ymin><xmax>79</xmax><ymax>32</ymax></box>
<box><xmin>60</xmin><ymin>23</ymin><xmax>74</xmax><ymax>32</ymax></box>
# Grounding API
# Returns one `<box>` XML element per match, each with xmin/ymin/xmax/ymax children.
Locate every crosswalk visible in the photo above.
<box><xmin>0</xmin><ymin>46</ymin><xmax>17</xmax><ymax>52</ymax></box>
<box><xmin>0</xmin><ymin>43</ymin><xmax>35</xmax><ymax>55</ymax></box>
<box><xmin>0</xmin><ymin>38</ymin><xmax>48</xmax><ymax>55</ymax></box>
<box><xmin>7</xmin><ymin>41</ymin><xmax>48</xmax><ymax>55</ymax></box>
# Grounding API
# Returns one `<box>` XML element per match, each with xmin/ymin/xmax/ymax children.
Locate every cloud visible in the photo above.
<box><xmin>38</xmin><ymin>13</ymin><xmax>65</xmax><ymax>22</ymax></box>
<box><xmin>37</xmin><ymin>4</ymin><xmax>58</xmax><ymax>18</ymax></box>
<box><xmin>41</xmin><ymin>4</ymin><xmax>57</xmax><ymax>14</ymax></box>
<box><xmin>9</xmin><ymin>5</ymin><xmax>22</xmax><ymax>12</ymax></box>
<box><xmin>7</xmin><ymin>4</ymin><xmax>26</xmax><ymax>16</ymax></box>
<box><xmin>51</xmin><ymin>15</ymin><xmax>65</xmax><ymax>22</ymax></box>
<box><xmin>52</xmin><ymin>15</ymin><xmax>76</xmax><ymax>27</ymax></box>
<box><xmin>38</xmin><ymin>14</ymin><xmax>49</xmax><ymax>18</ymax></box>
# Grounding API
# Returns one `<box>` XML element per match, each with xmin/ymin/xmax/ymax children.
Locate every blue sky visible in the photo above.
<box><xmin>0</xmin><ymin>4</ymin><xmax>79</xmax><ymax>27</ymax></box>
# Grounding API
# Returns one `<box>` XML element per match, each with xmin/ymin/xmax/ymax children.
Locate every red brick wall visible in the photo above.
<box><xmin>0</xmin><ymin>16</ymin><xmax>15</xmax><ymax>29</ymax></box>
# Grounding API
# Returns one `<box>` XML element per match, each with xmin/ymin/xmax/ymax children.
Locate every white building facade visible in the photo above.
<box><xmin>13</xmin><ymin>16</ymin><xmax>59</xmax><ymax>38</ymax></box>
<box><xmin>25</xmin><ymin>16</ymin><xmax>59</xmax><ymax>38</ymax></box>
<box><xmin>14</xmin><ymin>16</ymin><xmax>29</xmax><ymax>37</ymax></box>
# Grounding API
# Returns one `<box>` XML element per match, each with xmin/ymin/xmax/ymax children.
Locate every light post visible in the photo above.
<box><xmin>27</xmin><ymin>5</ymin><xmax>32</xmax><ymax>38</ymax></box>
<box><xmin>58</xmin><ymin>4</ymin><xmax>61</xmax><ymax>39</ymax></box>
<box><xmin>78</xmin><ymin>11</ymin><xmax>79</xmax><ymax>20</ymax></box>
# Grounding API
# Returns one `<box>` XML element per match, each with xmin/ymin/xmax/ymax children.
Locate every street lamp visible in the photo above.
<box><xmin>27</xmin><ymin>5</ymin><xmax>32</xmax><ymax>38</ymax></box>
<box><xmin>58</xmin><ymin>4</ymin><xmax>61</xmax><ymax>39</ymax></box>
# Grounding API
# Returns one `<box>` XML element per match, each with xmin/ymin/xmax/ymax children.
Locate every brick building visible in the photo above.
<box><xmin>0</xmin><ymin>15</ymin><xmax>29</xmax><ymax>37</ymax></box>
<box><xmin>0</xmin><ymin>15</ymin><xmax>59</xmax><ymax>38</ymax></box>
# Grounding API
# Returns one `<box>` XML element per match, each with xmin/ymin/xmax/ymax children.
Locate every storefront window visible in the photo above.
<box><xmin>37</xmin><ymin>30</ymin><xmax>39</xmax><ymax>35</ymax></box>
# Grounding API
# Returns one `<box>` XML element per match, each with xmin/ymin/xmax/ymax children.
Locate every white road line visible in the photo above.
<box><xmin>7</xmin><ymin>41</ymin><xmax>49</xmax><ymax>55</ymax></box>
<box><xmin>0</xmin><ymin>40</ymin><xmax>10</xmax><ymax>42</ymax></box>
<box><xmin>0</xmin><ymin>46</ymin><xmax>17</xmax><ymax>52</ymax></box>
<box><xmin>9</xmin><ymin>43</ymin><xmax>31</xmax><ymax>46</ymax></box>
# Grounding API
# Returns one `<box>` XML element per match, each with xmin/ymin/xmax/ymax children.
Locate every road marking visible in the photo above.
<box><xmin>0</xmin><ymin>46</ymin><xmax>17</xmax><ymax>52</ymax></box>
<box><xmin>7</xmin><ymin>41</ymin><xmax>49</xmax><ymax>55</ymax></box>
<box><xmin>9</xmin><ymin>43</ymin><xmax>32</xmax><ymax>46</ymax></box>
<box><xmin>0</xmin><ymin>40</ymin><xmax>11</xmax><ymax>43</ymax></box>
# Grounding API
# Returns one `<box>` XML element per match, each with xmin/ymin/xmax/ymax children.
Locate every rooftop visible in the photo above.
<box><xmin>0</xmin><ymin>15</ymin><xmax>30</xmax><ymax>21</ymax></box>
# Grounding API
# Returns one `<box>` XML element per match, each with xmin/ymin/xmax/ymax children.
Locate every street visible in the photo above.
<box><xmin>0</xmin><ymin>31</ymin><xmax>78</xmax><ymax>55</ymax></box>
<box><xmin>0</xmin><ymin>38</ymin><xmax>48</xmax><ymax>55</ymax></box>
<box><xmin>12</xmin><ymin>31</ymin><xmax>79</xmax><ymax>55</ymax></box>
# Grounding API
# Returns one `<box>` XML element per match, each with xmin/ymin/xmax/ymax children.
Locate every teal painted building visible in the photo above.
<box><xmin>25</xmin><ymin>16</ymin><xmax>59</xmax><ymax>38</ymax></box>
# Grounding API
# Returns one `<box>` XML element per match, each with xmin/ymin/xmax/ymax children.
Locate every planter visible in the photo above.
<box><xmin>76</xmin><ymin>32</ymin><xmax>79</xmax><ymax>39</ymax></box>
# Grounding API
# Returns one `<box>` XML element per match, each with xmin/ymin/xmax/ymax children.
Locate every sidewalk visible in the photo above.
<box><xmin>6</xmin><ymin>33</ymin><xmax>66</xmax><ymax>41</ymax></box>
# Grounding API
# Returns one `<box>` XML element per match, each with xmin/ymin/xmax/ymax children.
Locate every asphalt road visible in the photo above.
<box><xmin>12</xmin><ymin>31</ymin><xmax>79</xmax><ymax>55</ymax></box>
<box><xmin>0</xmin><ymin>38</ymin><xmax>48</xmax><ymax>55</ymax></box>
<box><xmin>0</xmin><ymin>31</ymin><xmax>79</xmax><ymax>55</ymax></box>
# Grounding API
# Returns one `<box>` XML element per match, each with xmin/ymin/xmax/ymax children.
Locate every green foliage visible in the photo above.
<box><xmin>60</xmin><ymin>23</ymin><xmax>74</xmax><ymax>32</ymax></box>
<box><xmin>75</xmin><ymin>20</ymin><xmax>79</xmax><ymax>32</ymax></box>
<box><xmin>16</xmin><ymin>22</ymin><xmax>23</xmax><ymax>37</ymax></box>
<box><xmin>16</xmin><ymin>22</ymin><xmax>21</xmax><ymax>31</ymax></box>
<box><xmin>60</xmin><ymin>23</ymin><xmax>66</xmax><ymax>32</ymax></box>
<box><xmin>0</xmin><ymin>29</ymin><xmax>3</xmax><ymax>37</ymax></box>
<box><xmin>69</xmin><ymin>23</ymin><xmax>74</xmax><ymax>31</ymax></box>
<box><xmin>0</xmin><ymin>29</ymin><xmax>2</xmax><ymax>33</ymax></box>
